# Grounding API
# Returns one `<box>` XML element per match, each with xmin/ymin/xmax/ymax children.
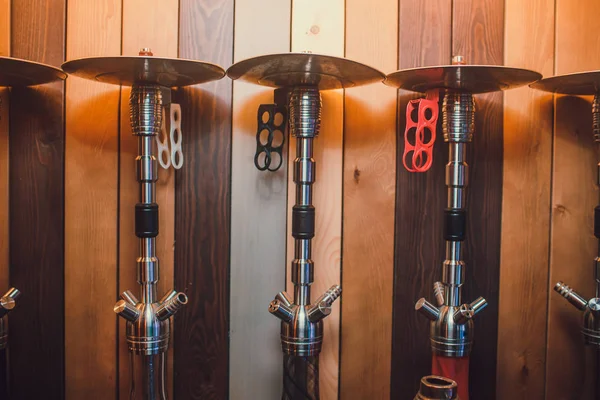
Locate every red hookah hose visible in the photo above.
<box><xmin>403</xmin><ymin>90</ymin><xmax>439</xmax><ymax>172</ymax></box>
<box><xmin>432</xmin><ymin>355</ymin><xmax>469</xmax><ymax>400</ymax></box>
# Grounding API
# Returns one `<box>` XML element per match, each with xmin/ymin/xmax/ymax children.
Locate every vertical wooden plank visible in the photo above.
<box><xmin>392</xmin><ymin>0</ymin><xmax>452</xmax><ymax>396</ymax></box>
<box><xmin>289</xmin><ymin>1</ymin><xmax>344</xmax><ymax>398</ymax></box>
<box><xmin>452</xmin><ymin>1</ymin><xmax>503</xmax><ymax>398</ymax></box>
<box><xmin>0</xmin><ymin>0</ymin><xmax>9</xmax><ymax>295</ymax></box>
<box><xmin>547</xmin><ymin>1</ymin><xmax>600</xmax><ymax>397</ymax></box>
<box><xmin>174</xmin><ymin>0</ymin><xmax>232</xmax><ymax>398</ymax></box>
<box><xmin>229</xmin><ymin>0</ymin><xmax>290</xmax><ymax>398</ymax></box>
<box><xmin>341</xmin><ymin>0</ymin><xmax>396</xmax><ymax>398</ymax></box>
<box><xmin>64</xmin><ymin>1</ymin><xmax>121</xmax><ymax>399</ymax></box>
<box><xmin>498</xmin><ymin>1</ymin><xmax>554</xmax><ymax>398</ymax></box>
<box><xmin>9</xmin><ymin>0</ymin><xmax>65</xmax><ymax>397</ymax></box>
<box><xmin>119</xmin><ymin>2</ymin><xmax>179</xmax><ymax>398</ymax></box>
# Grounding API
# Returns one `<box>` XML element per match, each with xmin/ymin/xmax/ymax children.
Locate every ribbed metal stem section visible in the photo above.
<box><xmin>289</xmin><ymin>87</ymin><xmax>321</xmax><ymax>138</ymax></box>
<box><xmin>442</xmin><ymin>91</ymin><xmax>475</xmax><ymax>143</ymax></box>
<box><xmin>130</xmin><ymin>83</ymin><xmax>162</xmax><ymax>304</ymax></box>
<box><xmin>282</xmin><ymin>354</ymin><xmax>319</xmax><ymax>400</ymax></box>
<box><xmin>290</xmin><ymin>87</ymin><xmax>320</xmax><ymax>306</ymax></box>
<box><xmin>441</xmin><ymin>91</ymin><xmax>473</xmax><ymax>307</ymax></box>
<box><xmin>130</xmin><ymin>85</ymin><xmax>163</xmax><ymax>136</ymax></box>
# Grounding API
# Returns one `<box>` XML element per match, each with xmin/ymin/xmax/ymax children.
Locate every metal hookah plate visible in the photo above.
<box><xmin>61</xmin><ymin>56</ymin><xmax>225</xmax><ymax>87</ymax></box>
<box><xmin>530</xmin><ymin>70</ymin><xmax>600</xmax><ymax>95</ymax></box>
<box><xmin>0</xmin><ymin>56</ymin><xmax>66</xmax><ymax>86</ymax></box>
<box><xmin>385</xmin><ymin>65</ymin><xmax>542</xmax><ymax>94</ymax></box>
<box><xmin>227</xmin><ymin>53</ymin><xmax>385</xmax><ymax>90</ymax></box>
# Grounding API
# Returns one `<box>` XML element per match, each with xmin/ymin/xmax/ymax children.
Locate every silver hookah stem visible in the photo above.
<box><xmin>416</xmin><ymin>89</ymin><xmax>487</xmax><ymax>358</ymax></box>
<box><xmin>114</xmin><ymin>50</ymin><xmax>188</xmax><ymax>398</ymax></box>
<box><xmin>269</xmin><ymin>86</ymin><xmax>341</xmax><ymax>400</ymax></box>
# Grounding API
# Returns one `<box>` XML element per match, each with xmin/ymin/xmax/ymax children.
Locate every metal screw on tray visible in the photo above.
<box><xmin>62</xmin><ymin>49</ymin><xmax>225</xmax><ymax>400</ymax></box>
<box><xmin>227</xmin><ymin>52</ymin><xmax>384</xmax><ymax>400</ymax></box>
<box><xmin>385</xmin><ymin>57</ymin><xmax>541</xmax><ymax>400</ymax></box>
<box><xmin>0</xmin><ymin>55</ymin><xmax>66</xmax><ymax>397</ymax></box>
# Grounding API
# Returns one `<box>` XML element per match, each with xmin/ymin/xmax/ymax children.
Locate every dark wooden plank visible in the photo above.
<box><xmin>452</xmin><ymin>1</ymin><xmax>504</xmax><ymax>398</ymax></box>
<box><xmin>392</xmin><ymin>0</ymin><xmax>452</xmax><ymax>397</ymax></box>
<box><xmin>9</xmin><ymin>0</ymin><xmax>65</xmax><ymax>398</ymax></box>
<box><xmin>174</xmin><ymin>0</ymin><xmax>233</xmax><ymax>398</ymax></box>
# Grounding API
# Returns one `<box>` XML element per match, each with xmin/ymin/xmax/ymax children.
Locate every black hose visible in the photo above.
<box><xmin>0</xmin><ymin>348</ymin><xmax>8</xmax><ymax>399</ymax></box>
<box><xmin>282</xmin><ymin>354</ymin><xmax>319</xmax><ymax>400</ymax></box>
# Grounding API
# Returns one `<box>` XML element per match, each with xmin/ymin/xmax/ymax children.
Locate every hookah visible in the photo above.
<box><xmin>62</xmin><ymin>50</ymin><xmax>225</xmax><ymax>399</ymax></box>
<box><xmin>227</xmin><ymin>53</ymin><xmax>384</xmax><ymax>399</ymax></box>
<box><xmin>0</xmin><ymin>56</ymin><xmax>66</xmax><ymax>398</ymax></box>
<box><xmin>385</xmin><ymin>57</ymin><xmax>541</xmax><ymax>400</ymax></box>
<box><xmin>414</xmin><ymin>375</ymin><xmax>459</xmax><ymax>400</ymax></box>
<box><xmin>532</xmin><ymin>71</ymin><xmax>600</xmax><ymax>390</ymax></box>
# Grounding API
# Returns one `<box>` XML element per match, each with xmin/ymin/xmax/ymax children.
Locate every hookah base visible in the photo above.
<box><xmin>432</xmin><ymin>354</ymin><xmax>469</xmax><ymax>400</ymax></box>
<box><xmin>282</xmin><ymin>354</ymin><xmax>319</xmax><ymax>400</ymax></box>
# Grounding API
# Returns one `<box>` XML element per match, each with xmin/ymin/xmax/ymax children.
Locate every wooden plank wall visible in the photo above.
<box><xmin>4</xmin><ymin>0</ymin><xmax>600</xmax><ymax>399</ymax></box>
<box><xmin>392</xmin><ymin>0</ymin><xmax>452</xmax><ymax>396</ymax></box>
<box><xmin>498</xmin><ymin>0</ymin><xmax>554</xmax><ymax>398</ymax></box>
<box><xmin>229</xmin><ymin>0</ymin><xmax>290</xmax><ymax>399</ymax></box>
<box><xmin>65</xmin><ymin>0</ymin><xmax>120</xmax><ymax>399</ymax></box>
<box><xmin>341</xmin><ymin>0</ymin><xmax>397</xmax><ymax>399</ymax></box>
<box><xmin>9</xmin><ymin>0</ymin><xmax>66</xmax><ymax>398</ymax></box>
<box><xmin>173</xmin><ymin>0</ymin><xmax>233</xmax><ymax>398</ymax></box>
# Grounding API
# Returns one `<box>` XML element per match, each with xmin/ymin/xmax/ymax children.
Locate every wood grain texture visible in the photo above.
<box><xmin>452</xmin><ymin>1</ymin><xmax>504</xmax><ymax>398</ymax></box>
<box><xmin>9</xmin><ymin>0</ymin><xmax>65</xmax><ymax>397</ymax></box>
<box><xmin>174</xmin><ymin>0</ymin><xmax>232</xmax><ymax>398</ymax></box>
<box><xmin>0</xmin><ymin>0</ymin><xmax>9</xmax><ymax>296</ymax></box>
<box><xmin>229</xmin><ymin>0</ymin><xmax>290</xmax><ymax>398</ymax></box>
<box><xmin>392</xmin><ymin>0</ymin><xmax>452</xmax><ymax>396</ymax></box>
<box><xmin>547</xmin><ymin>2</ymin><xmax>600</xmax><ymax>397</ymax></box>
<box><xmin>498</xmin><ymin>1</ymin><xmax>554</xmax><ymax>398</ymax></box>
<box><xmin>341</xmin><ymin>0</ymin><xmax>396</xmax><ymax>398</ymax></box>
<box><xmin>289</xmin><ymin>1</ymin><xmax>344</xmax><ymax>398</ymax></box>
<box><xmin>64</xmin><ymin>1</ymin><xmax>121</xmax><ymax>399</ymax></box>
<box><xmin>118</xmin><ymin>2</ymin><xmax>178</xmax><ymax>398</ymax></box>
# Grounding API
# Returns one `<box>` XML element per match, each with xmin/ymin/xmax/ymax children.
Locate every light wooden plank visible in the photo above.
<box><xmin>289</xmin><ymin>1</ymin><xmax>344</xmax><ymax>398</ymax></box>
<box><xmin>341</xmin><ymin>0</ymin><xmax>396</xmax><ymax>398</ymax></box>
<box><xmin>230</xmin><ymin>0</ymin><xmax>290</xmax><ymax>398</ymax></box>
<box><xmin>119</xmin><ymin>1</ymin><xmax>179</xmax><ymax>398</ymax></box>
<box><xmin>0</xmin><ymin>0</ymin><xmax>9</xmax><ymax>294</ymax></box>
<box><xmin>498</xmin><ymin>0</ymin><xmax>554</xmax><ymax>398</ymax></box>
<box><xmin>64</xmin><ymin>1</ymin><xmax>121</xmax><ymax>398</ymax></box>
<box><xmin>548</xmin><ymin>2</ymin><xmax>600</xmax><ymax>397</ymax></box>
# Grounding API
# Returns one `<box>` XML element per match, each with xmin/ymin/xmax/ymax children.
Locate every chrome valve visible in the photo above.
<box><xmin>269</xmin><ymin>86</ymin><xmax>341</xmax><ymax>357</ymax></box>
<box><xmin>555</xmin><ymin>282</ymin><xmax>600</xmax><ymax>346</ymax></box>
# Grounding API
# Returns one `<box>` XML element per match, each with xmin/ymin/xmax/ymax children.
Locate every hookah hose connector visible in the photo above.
<box><xmin>554</xmin><ymin>282</ymin><xmax>600</xmax><ymax>346</ymax></box>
